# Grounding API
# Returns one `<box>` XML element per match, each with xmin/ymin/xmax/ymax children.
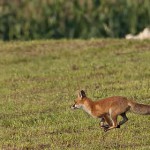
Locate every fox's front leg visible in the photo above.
<box><xmin>99</xmin><ymin>117</ymin><xmax>108</xmax><ymax>128</ymax></box>
<box><xmin>99</xmin><ymin>114</ymin><xmax>112</xmax><ymax>129</ymax></box>
<box><xmin>104</xmin><ymin>114</ymin><xmax>120</xmax><ymax>132</ymax></box>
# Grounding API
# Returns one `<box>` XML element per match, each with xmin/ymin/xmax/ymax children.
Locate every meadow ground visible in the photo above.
<box><xmin>0</xmin><ymin>39</ymin><xmax>150</xmax><ymax>150</ymax></box>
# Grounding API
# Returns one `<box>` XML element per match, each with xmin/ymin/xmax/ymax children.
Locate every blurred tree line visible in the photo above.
<box><xmin>0</xmin><ymin>0</ymin><xmax>150</xmax><ymax>40</ymax></box>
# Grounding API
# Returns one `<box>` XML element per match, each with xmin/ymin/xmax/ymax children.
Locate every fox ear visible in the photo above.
<box><xmin>78</xmin><ymin>90</ymin><xmax>86</xmax><ymax>99</ymax></box>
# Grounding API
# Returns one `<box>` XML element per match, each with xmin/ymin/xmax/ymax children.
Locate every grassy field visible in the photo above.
<box><xmin>0</xmin><ymin>39</ymin><xmax>150</xmax><ymax>150</ymax></box>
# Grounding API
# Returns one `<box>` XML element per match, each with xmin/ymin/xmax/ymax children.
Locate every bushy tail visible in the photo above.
<box><xmin>128</xmin><ymin>101</ymin><xmax>150</xmax><ymax>115</ymax></box>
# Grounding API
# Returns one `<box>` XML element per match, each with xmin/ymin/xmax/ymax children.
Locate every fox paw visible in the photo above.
<box><xmin>101</xmin><ymin>125</ymin><xmax>109</xmax><ymax>128</ymax></box>
<box><xmin>104</xmin><ymin>127</ymin><xmax>109</xmax><ymax>132</ymax></box>
<box><xmin>99</xmin><ymin>123</ymin><xmax>109</xmax><ymax>129</ymax></box>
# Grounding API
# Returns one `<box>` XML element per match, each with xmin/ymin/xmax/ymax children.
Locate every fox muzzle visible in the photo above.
<box><xmin>71</xmin><ymin>104</ymin><xmax>82</xmax><ymax>109</ymax></box>
<box><xmin>71</xmin><ymin>104</ymin><xmax>77</xmax><ymax>109</ymax></box>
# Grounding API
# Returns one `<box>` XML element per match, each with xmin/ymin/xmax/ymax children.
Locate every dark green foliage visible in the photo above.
<box><xmin>0</xmin><ymin>0</ymin><xmax>150</xmax><ymax>40</ymax></box>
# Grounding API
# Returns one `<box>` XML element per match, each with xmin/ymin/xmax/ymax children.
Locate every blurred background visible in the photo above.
<box><xmin>0</xmin><ymin>0</ymin><xmax>150</xmax><ymax>41</ymax></box>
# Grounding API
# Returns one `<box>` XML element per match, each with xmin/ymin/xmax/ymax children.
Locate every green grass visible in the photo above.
<box><xmin>0</xmin><ymin>39</ymin><xmax>150</xmax><ymax>149</ymax></box>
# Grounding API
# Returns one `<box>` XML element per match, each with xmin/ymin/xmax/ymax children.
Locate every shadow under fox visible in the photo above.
<box><xmin>71</xmin><ymin>90</ymin><xmax>150</xmax><ymax>132</ymax></box>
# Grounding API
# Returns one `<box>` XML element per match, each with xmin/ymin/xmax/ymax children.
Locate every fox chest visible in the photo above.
<box><xmin>82</xmin><ymin>106</ymin><xmax>97</xmax><ymax>118</ymax></box>
<box><xmin>82</xmin><ymin>106</ymin><xmax>105</xmax><ymax>118</ymax></box>
<box><xmin>91</xmin><ymin>107</ymin><xmax>107</xmax><ymax>118</ymax></box>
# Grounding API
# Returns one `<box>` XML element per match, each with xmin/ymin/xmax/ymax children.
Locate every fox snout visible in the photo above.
<box><xmin>71</xmin><ymin>104</ymin><xmax>82</xmax><ymax>109</ymax></box>
<box><xmin>71</xmin><ymin>104</ymin><xmax>77</xmax><ymax>109</ymax></box>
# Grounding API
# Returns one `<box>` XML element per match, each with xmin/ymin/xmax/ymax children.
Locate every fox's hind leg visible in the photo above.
<box><xmin>119</xmin><ymin>113</ymin><xmax>128</xmax><ymax>126</ymax></box>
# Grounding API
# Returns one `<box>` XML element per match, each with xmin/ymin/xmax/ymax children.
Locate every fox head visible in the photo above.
<box><xmin>71</xmin><ymin>90</ymin><xmax>86</xmax><ymax>109</ymax></box>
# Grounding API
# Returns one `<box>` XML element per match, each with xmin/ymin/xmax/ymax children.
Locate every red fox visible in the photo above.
<box><xmin>71</xmin><ymin>90</ymin><xmax>150</xmax><ymax>132</ymax></box>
